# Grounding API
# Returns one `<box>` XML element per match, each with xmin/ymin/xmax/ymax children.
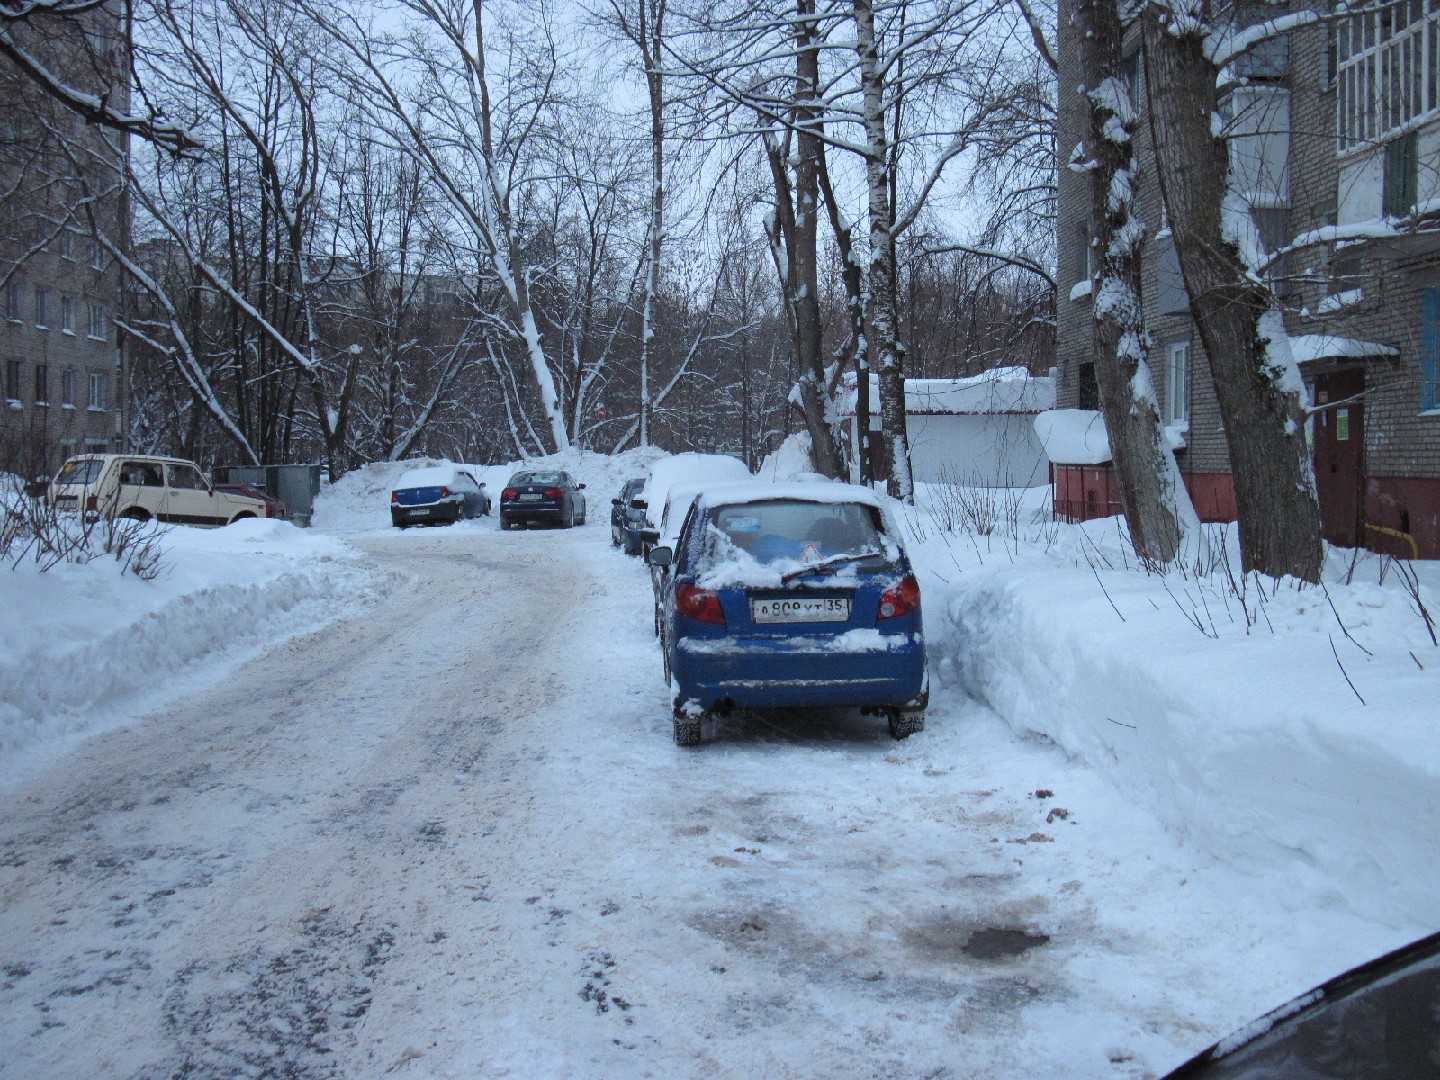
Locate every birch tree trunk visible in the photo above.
<box><xmin>1142</xmin><ymin>1</ymin><xmax>1322</xmax><ymax>582</ymax></box>
<box><xmin>853</xmin><ymin>0</ymin><xmax>914</xmax><ymax>502</ymax></box>
<box><xmin>1073</xmin><ymin>0</ymin><xmax>1197</xmax><ymax>565</ymax></box>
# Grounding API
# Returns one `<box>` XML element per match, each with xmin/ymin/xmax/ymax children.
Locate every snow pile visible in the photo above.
<box><xmin>907</xmin><ymin>494</ymin><xmax>1440</xmax><ymax>931</ymax></box>
<box><xmin>755</xmin><ymin>432</ymin><xmax>815</xmax><ymax>480</ymax></box>
<box><xmin>0</xmin><ymin>519</ymin><xmax>381</xmax><ymax>788</ymax></box>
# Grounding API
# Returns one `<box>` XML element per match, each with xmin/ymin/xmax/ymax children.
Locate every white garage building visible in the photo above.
<box><xmin>835</xmin><ymin>367</ymin><xmax>1055</xmax><ymax>487</ymax></box>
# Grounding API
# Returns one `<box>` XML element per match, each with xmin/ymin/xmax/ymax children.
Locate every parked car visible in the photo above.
<box><xmin>48</xmin><ymin>454</ymin><xmax>270</xmax><ymax>527</ymax></box>
<box><xmin>635</xmin><ymin>453</ymin><xmax>750</xmax><ymax>555</ymax></box>
<box><xmin>643</xmin><ymin>478</ymin><xmax>741</xmax><ymax>636</ymax></box>
<box><xmin>390</xmin><ymin>465</ymin><xmax>490</xmax><ymax>528</ymax></box>
<box><xmin>1160</xmin><ymin>929</ymin><xmax>1440</xmax><ymax>1078</ymax></box>
<box><xmin>611</xmin><ymin>478</ymin><xmax>647</xmax><ymax>554</ymax></box>
<box><xmin>649</xmin><ymin>482</ymin><xmax>927</xmax><ymax>746</ymax></box>
<box><xmin>499</xmin><ymin>469</ymin><xmax>586</xmax><ymax>529</ymax></box>
<box><xmin>216</xmin><ymin>481</ymin><xmax>286</xmax><ymax>521</ymax></box>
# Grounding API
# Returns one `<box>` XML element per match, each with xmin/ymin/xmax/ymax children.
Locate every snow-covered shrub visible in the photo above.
<box><xmin>1</xmin><ymin>479</ymin><xmax>163</xmax><ymax>579</ymax></box>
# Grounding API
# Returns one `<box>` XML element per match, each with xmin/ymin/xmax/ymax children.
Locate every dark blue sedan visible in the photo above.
<box><xmin>648</xmin><ymin>483</ymin><xmax>927</xmax><ymax>746</ymax></box>
<box><xmin>611</xmin><ymin>477</ymin><xmax>647</xmax><ymax>554</ymax></box>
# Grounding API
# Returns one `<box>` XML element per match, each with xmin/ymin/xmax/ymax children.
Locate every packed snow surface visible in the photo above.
<box><xmin>0</xmin><ymin>452</ymin><xmax>1436</xmax><ymax>1078</ymax></box>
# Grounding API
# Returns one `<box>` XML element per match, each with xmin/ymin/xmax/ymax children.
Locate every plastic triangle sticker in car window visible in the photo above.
<box><xmin>802</xmin><ymin>543</ymin><xmax>822</xmax><ymax>563</ymax></box>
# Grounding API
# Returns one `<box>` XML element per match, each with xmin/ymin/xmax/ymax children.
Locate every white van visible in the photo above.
<box><xmin>48</xmin><ymin>454</ymin><xmax>271</xmax><ymax>527</ymax></box>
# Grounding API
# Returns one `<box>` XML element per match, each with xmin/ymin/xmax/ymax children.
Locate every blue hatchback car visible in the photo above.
<box><xmin>649</xmin><ymin>483</ymin><xmax>927</xmax><ymax>746</ymax></box>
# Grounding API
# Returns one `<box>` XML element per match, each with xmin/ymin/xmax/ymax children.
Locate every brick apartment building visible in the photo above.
<box><xmin>1</xmin><ymin>2</ymin><xmax>129</xmax><ymax>482</ymax></box>
<box><xmin>1055</xmin><ymin>1</ymin><xmax>1440</xmax><ymax>559</ymax></box>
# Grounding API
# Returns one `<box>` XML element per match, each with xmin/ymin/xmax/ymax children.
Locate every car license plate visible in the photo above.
<box><xmin>519</xmin><ymin>492</ymin><xmax>543</xmax><ymax>501</ymax></box>
<box><xmin>412</xmin><ymin>508</ymin><xmax>430</xmax><ymax>516</ymax></box>
<box><xmin>751</xmin><ymin>596</ymin><xmax>850</xmax><ymax>623</ymax></box>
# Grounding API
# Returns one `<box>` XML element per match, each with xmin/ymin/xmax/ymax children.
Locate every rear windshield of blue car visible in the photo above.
<box><xmin>697</xmin><ymin>500</ymin><xmax>888</xmax><ymax>569</ymax></box>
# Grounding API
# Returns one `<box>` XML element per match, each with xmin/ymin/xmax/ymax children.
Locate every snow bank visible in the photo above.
<box><xmin>0</xmin><ymin>519</ymin><xmax>382</xmax><ymax>789</ymax></box>
<box><xmin>909</xmin><ymin>493</ymin><xmax>1440</xmax><ymax>931</ymax></box>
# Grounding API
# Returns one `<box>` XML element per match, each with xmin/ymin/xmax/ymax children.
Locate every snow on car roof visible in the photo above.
<box><xmin>692</xmin><ymin>480</ymin><xmax>886</xmax><ymax>511</ymax></box>
<box><xmin>394</xmin><ymin>465</ymin><xmax>464</xmax><ymax>489</ymax></box>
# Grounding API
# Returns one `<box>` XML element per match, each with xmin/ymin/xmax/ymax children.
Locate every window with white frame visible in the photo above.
<box><xmin>87</xmin><ymin>302</ymin><xmax>107</xmax><ymax>341</ymax></box>
<box><xmin>1167</xmin><ymin>341</ymin><xmax>1191</xmax><ymax>423</ymax></box>
<box><xmin>89</xmin><ymin>236</ymin><xmax>105</xmax><ymax>271</ymax></box>
<box><xmin>1336</xmin><ymin>0</ymin><xmax>1439</xmax><ymax>154</ymax></box>
<box><xmin>4</xmin><ymin>359</ymin><xmax>19</xmax><ymax>403</ymax></box>
<box><xmin>59</xmin><ymin>229</ymin><xmax>75</xmax><ymax>260</ymax></box>
<box><xmin>34</xmin><ymin>286</ymin><xmax>48</xmax><ymax>328</ymax></box>
<box><xmin>60</xmin><ymin>295</ymin><xmax>74</xmax><ymax>334</ymax></box>
<box><xmin>61</xmin><ymin>367</ymin><xmax>75</xmax><ymax>407</ymax></box>
<box><xmin>87</xmin><ymin>371</ymin><xmax>106</xmax><ymax>411</ymax></box>
<box><xmin>3</xmin><ymin>279</ymin><xmax>18</xmax><ymax>322</ymax></box>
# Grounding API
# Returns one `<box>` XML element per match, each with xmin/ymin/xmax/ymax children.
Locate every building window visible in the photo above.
<box><xmin>60</xmin><ymin>295</ymin><xmax>75</xmax><ymax>334</ymax></box>
<box><xmin>34</xmin><ymin>287</ymin><xmax>49</xmax><ymax>328</ymax></box>
<box><xmin>61</xmin><ymin>367</ymin><xmax>76</xmax><ymax>407</ymax></box>
<box><xmin>1337</xmin><ymin>0</ymin><xmax>1438</xmax><ymax>153</ymax></box>
<box><xmin>4</xmin><ymin>359</ymin><xmax>19</xmax><ymax>403</ymax></box>
<box><xmin>87</xmin><ymin>371</ymin><xmax>106</xmax><ymax>411</ymax></box>
<box><xmin>3</xmin><ymin>279</ymin><xmax>19</xmax><ymax>322</ymax></box>
<box><xmin>1383</xmin><ymin>131</ymin><xmax>1419</xmax><ymax>217</ymax></box>
<box><xmin>87</xmin><ymin>302</ymin><xmax>107</xmax><ymax>341</ymax></box>
<box><xmin>1077</xmin><ymin>361</ymin><xmax>1099</xmax><ymax>411</ymax></box>
<box><xmin>34</xmin><ymin>363</ymin><xmax>47</xmax><ymax>405</ymax></box>
<box><xmin>59</xmin><ymin>229</ymin><xmax>75</xmax><ymax>261</ymax></box>
<box><xmin>90</xmin><ymin>236</ymin><xmax>105</xmax><ymax>271</ymax></box>
<box><xmin>1167</xmin><ymin>342</ymin><xmax>1191</xmax><ymax>422</ymax></box>
<box><xmin>1423</xmin><ymin>287</ymin><xmax>1440</xmax><ymax>413</ymax></box>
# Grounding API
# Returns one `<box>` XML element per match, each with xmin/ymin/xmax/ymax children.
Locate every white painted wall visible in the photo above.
<box><xmin>908</xmin><ymin>414</ymin><xmax>1051</xmax><ymax>487</ymax></box>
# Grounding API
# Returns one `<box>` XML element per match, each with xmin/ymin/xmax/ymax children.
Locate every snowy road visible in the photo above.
<box><xmin>0</xmin><ymin>520</ymin><xmax>1349</xmax><ymax>1078</ymax></box>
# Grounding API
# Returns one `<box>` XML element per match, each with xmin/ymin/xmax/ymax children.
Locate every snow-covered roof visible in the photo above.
<box><xmin>834</xmin><ymin>368</ymin><xmax>1055</xmax><ymax>418</ymax></box>
<box><xmin>1287</xmin><ymin>335</ymin><xmax>1399</xmax><ymax>365</ymax></box>
<box><xmin>642</xmin><ymin>453</ymin><xmax>750</xmax><ymax>527</ymax></box>
<box><xmin>1033</xmin><ymin>410</ymin><xmax>1112</xmax><ymax>465</ymax></box>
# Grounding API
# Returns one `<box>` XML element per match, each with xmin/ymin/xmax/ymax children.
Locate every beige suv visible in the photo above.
<box><xmin>48</xmin><ymin>454</ymin><xmax>271</xmax><ymax>527</ymax></box>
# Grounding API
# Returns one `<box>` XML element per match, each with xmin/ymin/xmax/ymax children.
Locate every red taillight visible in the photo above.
<box><xmin>878</xmin><ymin>575</ymin><xmax>921</xmax><ymax>619</ymax></box>
<box><xmin>676</xmin><ymin>583</ymin><xmax>725</xmax><ymax>624</ymax></box>
<box><xmin>391</xmin><ymin>491</ymin><xmax>399</xmax><ymax>503</ymax></box>
<box><xmin>502</xmin><ymin>487</ymin><xmax>518</xmax><ymax>500</ymax></box>
<box><xmin>439</xmin><ymin>486</ymin><xmax>451</xmax><ymax>498</ymax></box>
<box><xmin>543</xmin><ymin>487</ymin><xmax>564</xmax><ymax>499</ymax></box>
<box><xmin>85</xmin><ymin>495</ymin><xmax>98</xmax><ymax>512</ymax></box>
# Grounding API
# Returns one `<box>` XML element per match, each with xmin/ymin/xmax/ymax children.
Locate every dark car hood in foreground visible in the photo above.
<box><xmin>1162</xmin><ymin>930</ymin><xmax>1440</xmax><ymax>1079</ymax></box>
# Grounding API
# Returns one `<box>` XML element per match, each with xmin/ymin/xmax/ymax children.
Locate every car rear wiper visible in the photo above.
<box><xmin>781</xmin><ymin>550</ymin><xmax>886</xmax><ymax>583</ymax></box>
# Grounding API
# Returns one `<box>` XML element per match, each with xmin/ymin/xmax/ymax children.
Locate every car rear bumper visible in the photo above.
<box><xmin>392</xmin><ymin>503</ymin><xmax>461</xmax><ymax>525</ymax></box>
<box><xmin>501</xmin><ymin>502</ymin><xmax>564</xmax><ymax>520</ymax></box>
<box><xmin>672</xmin><ymin>632</ymin><xmax>926</xmax><ymax>710</ymax></box>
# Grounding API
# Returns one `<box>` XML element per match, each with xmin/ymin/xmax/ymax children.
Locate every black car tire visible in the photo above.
<box><xmin>500</xmin><ymin>517</ymin><xmax>511</xmax><ymax>530</ymax></box>
<box><xmin>672</xmin><ymin>705</ymin><xmax>703</xmax><ymax>747</ymax></box>
<box><xmin>887</xmin><ymin>710</ymin><xmax>925</xmax><ymax>740</ymax></box>
<box><xmin>623</xmin><ymin>533</ymin><xmax>641</xmax><ymax>556</ymax></box>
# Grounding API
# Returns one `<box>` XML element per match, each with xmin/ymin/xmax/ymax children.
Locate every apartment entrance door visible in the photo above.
<box><xmin>1312</xmin><ymin>369</ymin><xmax>1366</xmax><ymax>548</ymax></box>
